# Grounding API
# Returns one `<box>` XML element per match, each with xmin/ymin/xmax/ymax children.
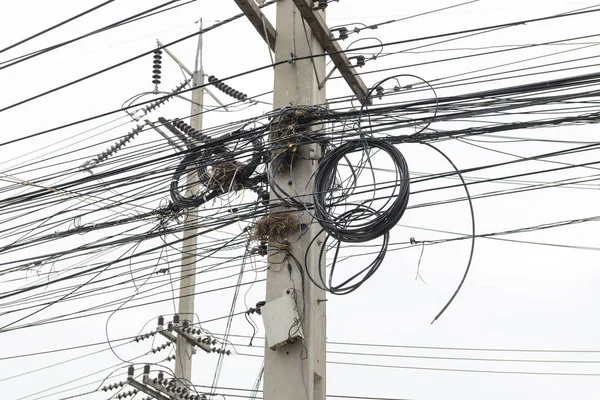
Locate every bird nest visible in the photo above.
<box><xmin>251</xmin><ymin>212</ymin><xmax>300</xmax><ymax>242</ymax></box>
<box><xmin>207</xmin><ymin>161</ymin><xmax>246</xmax><ymax>191</ymax></box>
<box><xmin>268</xmin><ymin>107</ymin><xmax>326</xmax><ymax>175</ymax></box>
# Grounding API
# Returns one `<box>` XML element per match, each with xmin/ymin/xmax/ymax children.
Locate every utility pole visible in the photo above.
<box><xmin>175</xmin><ymin>20</ymin><xmax>204</xmax><ymax>383</ymax></box>
<box><xmin>232</xmin><ymin>1</ymin><xmax>370</xmax><ymax>398</ymax></box>
<box><xmin>264</xmin><ymin>2</ymin><xmax>326</xmax><ymax>399</ymax></box>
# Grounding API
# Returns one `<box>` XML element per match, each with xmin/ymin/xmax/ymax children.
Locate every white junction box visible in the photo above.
<box><xmin>260</xmin><ymin>292</ymin><xmax>304</xmax><ymax>350</ymax></box>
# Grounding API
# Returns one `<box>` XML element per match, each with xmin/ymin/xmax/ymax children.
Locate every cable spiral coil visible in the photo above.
<box><xmin>313</xmin><ymin>138</ymin><xmax>410</xmax><ymax>243</ymax></box>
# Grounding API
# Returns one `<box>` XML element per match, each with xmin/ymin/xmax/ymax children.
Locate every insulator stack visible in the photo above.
<box><xmin>208</xmin><ymin>75</ymin><xmax>248</xmax><ymax>102</ymax></box>
<box><xmin>95</xmin><ymin>123</ymin><xmax>146</xmax><ymax>165</ymax></box>
<box><xmin>164</xmin><ymin>354</ymin><xmax>176</xmax><ymax>362</ymax></box>
<box><xmin>134</xmin><ymin>331</ymin><xmax>156</xmax><ymax>342</ymax></box>
<box><xmin>152</xmin><ymin>377</ymin><xmax>170</xmax><ymax>386</ymax></box>
<box><xmin>83</xmin><ymin>79</ymin><xmax>191</xmax><ymax>170</ymax></box>
<box><xmin>213</xmin><ymin>348</ymin><xmax>232</xmax><ymax>355</ymax></box>
<box><xmin>116</xmin><ymin>389</ymin><xmax>138</xmax><ymax>399</ymax></box>
<box><xmin>144</xmin><ymin>79</ymin><xmax>190</xmax><ymax>114</ymax></box>
<box><xmin>180</xmin><ymin>326</ymin><xmax>200</xmax><ymax>335</ymax></box>
<box><xmin>172</xmin><ymin>118</ymin><xmax>197</xmax><ymax>137</ymax></box>
<box><xmin>101</xmin><ymin>381</ymin><xmax>126</xmax><ymax>392</ymax></box>
<box><xmin>152</xmin><ymin>49</ymin><xmax>163</xmax><ymax>89</ymax></box>
<box><xmin>199</xmin><ymin>336</ymin><xmax>217</xmax><ymax>345</ymax></box>
<box><xmin>150</xmin><ymin>342</ymin><xmax>172</xmax><ymax>354</ymax></box>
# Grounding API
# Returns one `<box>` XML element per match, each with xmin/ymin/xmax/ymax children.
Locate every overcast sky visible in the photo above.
<box><xmin>2</xmin><ymin>1</ymin><xmax>600</xmax><ymax>399</ymax></box>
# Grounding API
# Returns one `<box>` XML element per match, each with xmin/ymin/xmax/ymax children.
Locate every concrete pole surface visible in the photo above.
<box><xmin>174</xmin><ymin>69</ymin><xmax>204</xmax><ymax>382</ymax></box>
<box><xmin>264</xmin><ymin>1</ymin><xmax>327</xmax><ymax>399</ymax></box>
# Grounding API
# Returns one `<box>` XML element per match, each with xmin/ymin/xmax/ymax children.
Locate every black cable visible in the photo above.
<box><xmin>313</xmin><ymin>138</ymin><xmax>410</xmax><ymax>243</ymax></box>
<box><xmin>423</xmin><ymin>143</ymin><xmax>476</xmax><ymax>324</ymax></box>
<box><xmin>0</xmin><ymin>0</ymin><xmax>116</xmax><ymax>54</ymax></box>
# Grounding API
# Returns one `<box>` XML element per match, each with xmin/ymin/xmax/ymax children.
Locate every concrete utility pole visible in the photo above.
<box><xmin>264</xmin><ymin>2</ymin><xmax>326</xmax><ymax>399</ymax></box>
<box><xmin>175</xmin><ymin>21</ymin><xmax>204</xmax><ymax>383</ymax></box>
<box><xmin>233</xmin><ymin>1</ymin><xmax>370</xmax><ymax>398</ymax></box>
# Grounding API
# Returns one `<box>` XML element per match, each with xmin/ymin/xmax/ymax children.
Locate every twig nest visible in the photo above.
<box><xmin>208</xmin><ymin>161</ymin><xmax>246</xmax><ymax>191</ymax></box>
<box><xmin>252</xmin><ymin>212</ymin><xmax>300</xmax><ymax>242</ymax></box>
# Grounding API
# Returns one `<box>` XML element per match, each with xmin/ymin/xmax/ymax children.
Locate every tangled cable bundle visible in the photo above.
<box><xmin>313</xmin><ymin>138</ymin><xmax>410</xmax><ymax>243</ymax></box>
<box><xmin>170</xmin><ymin>132</ymin><xmax>265</xmax><ymax>209</ymax></box>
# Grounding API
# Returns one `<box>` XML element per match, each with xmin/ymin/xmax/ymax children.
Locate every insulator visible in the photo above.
<box><xmin>375</xmin><ymin>85</ymin><xmax>385</xmax><ymax>98</ymax></box>
<box><xmin>102</xmin><ymin>381</ymin><xmax>125</xmax><ymax>392</ymax></box>
<box><xmin>144</xmin><ymin>79</ymin><xmax>189</xmax><ymax>115</ymax></box>
<box><xmin>182</xmin><ymin>320</ymin><xmax>189</xmax><ymax>328</ymax></box>
<box><xmin>208</xmin><ymin>75</ymin><xmax>248</xmax><ymax>102</ymax></box>
<box><xmin>143</xmin><ymin>364</ymin><xmax>151</xmax><ymax>375</ymax></box>
<box><xmin>356</xmin><ymin>55</ymin><xmax>366</xmax><ymax>67</ymax></box>
<box><xmin>152</xmin><ymin>49</ymin><xmax>162</xmax><ymax>85</ymax></box>
<box><xmin>173</xmin><ymin>314</ymin><xmax>180</xmax><ymax>324</ymax></box>
<box><xmin>168</xmin><ymin>322</ymin><xmax>173</xmax><ymax>331</ymax></box>
<box><xmin>339</xmin><ymin>27</ymin><xmax>348</xmax><ymax>40</ymax></box>
<box><xmin>158</xmin><ymin>372</ymin><xmax>164</xmax><ymax>380</ymax></box>
<box><xmin>158</xmin><ymin>315</ymin><xmax>164</xmax><ymax>326</ymax></box>
<box><xmin>173</xmin><ymin>118</ymin><xmax>196</xmax><ymax>136</ymax></box>
<box><xmin>127</xmin><ymin>366</ymin><xmax>134</xmax><ymax>377</ymax></box>
<box><xmin>91</xmin><ymin>122</ymin><xmax>146</xmax><ymax>166</ymax></box>
<box><xmin>316</xmin><ymin>0</ymin><xmax>328</xmax><ymax>9</ymax></box>
<box><xmin>117</xmin><ymin>389</ymin><xmax>137</xmax><ymax>399</ymax></box>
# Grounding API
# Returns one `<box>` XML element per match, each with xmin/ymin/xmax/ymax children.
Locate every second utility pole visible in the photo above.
<box><xmin>265</xmin><ymin>1</ymin><xmax>327</xmax><ymax>400</ymax></box>
<box><xmin>175</xmin><ymin>21</ymin><xmax>205</xmax><ymax>383</ymax></box>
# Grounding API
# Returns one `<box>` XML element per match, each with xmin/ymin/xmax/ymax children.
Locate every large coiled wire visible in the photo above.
<box><xmin>313</xmin><ymin>138</ymin><xmax>410</xmax><ymax>243</ymax></box>
<box><xmin>305</xmin><ymin>206</ymin><xmax>390</xmax><ymax>295</ymax></box>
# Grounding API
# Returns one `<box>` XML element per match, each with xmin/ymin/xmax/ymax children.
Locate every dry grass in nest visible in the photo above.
<box><xmin>252</xmin><ymin>212</ymin><xmax>300</xmax><ymax>242</ymax></box>
<box><xmin>269</xmin><ymin>109</ymin><xmax>309</xmax><ymax>143</ymax></box>
<box><xmin>208</xmin><ymin>161</ymin><xmax>245</xmax><ymax>191</ymax></box>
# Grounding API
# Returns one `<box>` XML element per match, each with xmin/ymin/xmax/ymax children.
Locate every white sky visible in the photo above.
<box><xmin>1</xmin><ymin>1</ymin><xmax>600</xmax><ymax>399</ymax></box>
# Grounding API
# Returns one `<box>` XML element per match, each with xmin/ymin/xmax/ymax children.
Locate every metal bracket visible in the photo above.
<box><xmin>142</xmin><ymin>375</ymin><xmax>206</xmax><ymax>400</ymax></box>
<box><xmin>172</xmin><ymin>325</ymin><xmax>212</xmax><ymax>353</ymax></box>
<box><xmin>156</xmin><ymin>325</ymin><xmax>177</xmax><ymax>343</ymax></box>
<box><xmin>127</xmin><ymin>378</ymin><xmax>171</xmax><ymax>400</ymax></box>
<box><xmin>319</xmin><ymin>65</ymin><xmax>337</xmax><ymax>90</ymax></box>
<box><xmin>157</xmin><ymin>117</ymin><xmax>192</xmax><ymax>148</ymax></box>
<box><xmin>146</xmin><ymin>119</ymin><xmax>186</xmax><ymax>152</ymax></box>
